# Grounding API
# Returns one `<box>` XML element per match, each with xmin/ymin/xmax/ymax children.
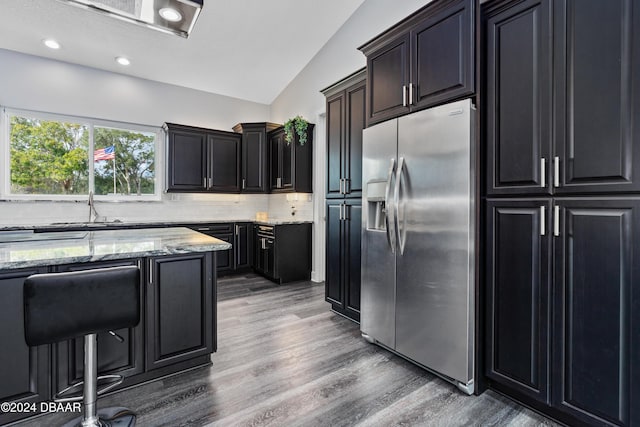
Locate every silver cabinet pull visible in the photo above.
<box><xmin>208</xmin><ymin>177</ymin><xmax>212</xmax><ymax>188</ymax></box>
<box><xmin>277</xmin><ymin>177</ymin><xmax>282</xmax><ymax>188</ymax></box>
<box><xmin>242</xmin><ymin>178</ymin><xmax>246</xmax><ymax>189</ymax></box>
<box><xmin>553</xmin><ymin>205</ymin><xmax>560</xmax><ymax>236</ymax></box>
<box><xmin>402</xmin><ymin>85</ymin><xmax>407</xmax><ymax>107</ymax></box>
<box><xmin>148</xmin><ymin>259</ymin><xmax>153</xmax><ymax>285</ymax></box>
<box><xmin>235</xmin><ymin>225</ymin><xmax>239</xmax><ymax>236</ymax></box>
<box><xmin>340</xmin><ymin>203</ymin><xmax>344</xmax><ymax>221</ymax></box>
<box><xmin>339</xmin><ymin>178</ymin><xmax>343</xmax><ymax>194</ymax></box>
<box><xmin>540</xmin><ymin>206</ymin><xmax>546</xmax><ymax>236</ymax></box>
<box><xmin>541</xmin><ymin>158</ymin><xmax>546</xmax><ymax>188</ymax></box>
<box><xmin>554</xmin><ymin>156</ymin><xmax>560</xmax><ymax>187</ymax></box>
<box><xmin>409</xmin><ymin>83</ymin><xmax>414</xmax><ymax>105</ymax></box>
<box><xmin>203</xmin><ymin>177</ymin><xmax>207</xmax><ymax>188</ymax></box>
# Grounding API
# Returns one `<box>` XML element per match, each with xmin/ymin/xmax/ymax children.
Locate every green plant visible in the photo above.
<box><xmin>284</xmin><ymin>115</ymin><xmax>309</xmax><ymax>146</ymax></box>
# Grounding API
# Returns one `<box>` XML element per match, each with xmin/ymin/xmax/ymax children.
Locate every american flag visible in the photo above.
<box><xmin>94</xmin><ymin>145</ymin><xmax>115</xmax><ymax>161</ymax></box>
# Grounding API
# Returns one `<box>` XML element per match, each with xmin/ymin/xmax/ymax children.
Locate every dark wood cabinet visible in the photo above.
<box><xmin>269</xmin><ymin>125</ymin><xmax>314</xmax><ymax>193</ymax></box>
<box><xmin>188</xmin><ymin>223</ymin><xmax>252</xmax><ymax>274</ymax></box>
<box><xmin>234</xmin><ymin>222</ymin><xmax>253</xmax><ymax>270</ymax></box>
<box><xmin>485</xmin><ymin>199</ymin><xmax>551</xmax><ymax>404</ymax></box>
<box><xmin>233</xmin><ymin>122</ymin><xmax>281</xmax><ymax>193</ymax></box>
<box><xmin>0</xmin><ymin>268</ymin><xmax>50</xmax><ymax>426</ymax></box>
<box><xmin>325</xmin><ymin>200</ymin><xmax>362</xmax><ymax>322</ymax></box>
<box><xmin>552</xmin><ymin>199</ymin><xmax>640</xmax><ymax>426</ymax></box>
<box><xmin>146</xmin><ymin>253</ymin><xmax>214</xmax><ymax>370</ymax></box>
<box><xmin>322</xmin><ymin>69</ymin><xmax>366</xmax><ymax>199</ymax></box>
<box><xmin>253</xmin><ymin>223</ymin><xmax>312</xmax><ymax>283</ymax></box>
<box><xmin>53</xmin><ymin>259</ymin><xmax>144</xmax><ymax>397</ymax></box>
<box><xmin>360</xmin><ymin>0</ymin><xmax>475</xmax><ymax>126</ymax></box>
<box><xmin>484</xmin><ymin>0</ymin><xmax>552</xmax><ymax>196</ymax></box>
<box><xmin>166</xmin><ymin>123</ymin><xmax>241</xmax><ymax>193</ymax></box>
<box><xmin>485</xmin><ymin>0</ymin><xmax>640</xmax><ymax>197</ymax></box>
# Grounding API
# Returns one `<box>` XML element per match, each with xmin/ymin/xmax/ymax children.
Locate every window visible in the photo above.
<box><xmin>3</xmin><ymin>108</ymin><xmax>162</xmax><ymax>200</ymax></box>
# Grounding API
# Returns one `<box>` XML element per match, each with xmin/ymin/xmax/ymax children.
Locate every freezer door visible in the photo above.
<box><xmin>395</xmin><ymin>99</ymin><xmax>475</xmax><ymax>384</ymax></box>
<box><xmin>360</xmin><ymin>118</ymin><xmax>398</xmax><ymax>349</ymax></box>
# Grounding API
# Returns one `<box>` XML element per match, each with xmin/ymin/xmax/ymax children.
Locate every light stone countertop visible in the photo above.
<box><xmin>0</xmin><ymin>227</ymin><xmax>231</xmax><ymax>270</ymax></box>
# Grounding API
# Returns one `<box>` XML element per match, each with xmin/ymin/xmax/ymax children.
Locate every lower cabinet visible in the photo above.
<box><xmin>234</xmin><ymin>222</ymin><xmax>253</xmax><ymax>270</ymax></box>
<box><xmin>189</xmin><ymin>223</ymin><xmax>252</xmax><ymax>275</ymax></box>
<box><xmin>485</xmin><ymin>198</ymin><xmax>640</xmax><ymax>426</ymax></box>
<box><xmin>53</xmin><ymin>259</ymin><xmax>144</xmax><ymax>396</ymax></box>
<box><xmin>253</xmin><ymin>223</ymin><xmax>312</xmax><ymax>283</ymax></box>
<box><xmin>325</xmin><ymin>199</ymin><xmax>362</xmax><ymax>322</ymax></box>
<box><xmin>0</xmin><ymin>268</ymin><xmax>50</xmax><ymax>426</ymax></box>
<box><xmin>146</xmin><ymin>253</ymin><xmax>215</xmax><ymax>370</ymax></box>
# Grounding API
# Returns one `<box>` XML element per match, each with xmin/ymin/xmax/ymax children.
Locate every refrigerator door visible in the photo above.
<box><xmin>395</xmin><ymin>99</ymin><xmax>475</xmax><ymax>385</ymax></box>
<box><xmin>361</xmin><ymin>118</ymin><xmax>398</xmax><ymax>349</ymax></box>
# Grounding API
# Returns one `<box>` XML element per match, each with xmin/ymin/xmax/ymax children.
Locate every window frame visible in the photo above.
<box><xmin>1</xmin><ymin>107</ymin><xmax>164</xmax><ymax>201</ymax></box>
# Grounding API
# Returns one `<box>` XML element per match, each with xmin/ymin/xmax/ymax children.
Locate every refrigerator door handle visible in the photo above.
<box><xmin>384</xmin><ymin>158</ymin><xmax>397</xmax><ymax>253</ymax></box>
<box><xmin>394</xmin><ymin>157</ymin><xmax>406</xmax><ymax>255</ymax></box>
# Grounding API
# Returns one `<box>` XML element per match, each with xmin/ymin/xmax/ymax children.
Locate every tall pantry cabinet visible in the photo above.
<box><xmin>483</xmin><ymin>0</ymin><xmax>640</xmax><ymax>426</ymax></box>
<box><xmin>322</xmin><ymin>69</ymin><xmax>366</xmax><ymax>322</ymax></box>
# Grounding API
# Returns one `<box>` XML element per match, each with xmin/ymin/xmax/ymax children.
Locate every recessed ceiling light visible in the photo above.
<box><xmin>159</xmin><ymin>7</ymin><xmax>182</xmax><ymax>22</ymax></box>
<box><xmin>43</xmin><ymin>39</ymin><xmax>61</xmax><ymax>50</ymax></box>
<box><xmin>115</xmin><ymin>56</ymin><xmax>131</xmax><ymax>66</ymax></box>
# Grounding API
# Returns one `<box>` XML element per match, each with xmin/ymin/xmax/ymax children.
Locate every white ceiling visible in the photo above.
<box><xmin>0</xmin><ymin>0</ymin><xmax>366</xmax><ymax>104</ymax></box>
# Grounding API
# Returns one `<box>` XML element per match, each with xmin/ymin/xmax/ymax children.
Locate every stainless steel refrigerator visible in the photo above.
<box><xmin>361</xmin><ymin>98</ymin><xmax>476</xmax><ymax>394</ymax></box>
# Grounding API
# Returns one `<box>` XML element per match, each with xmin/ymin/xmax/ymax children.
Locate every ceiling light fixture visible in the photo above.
<box><xmin>43</xmin><ymin>39</ymin><xmax>61</xmax><ymax>49</ymax></box>
<box><xmin>159</xmin><ymin>7</ymin><xmax>182</xmax><ymax>22</ymax></box>
<box><xmin>115</xmin><ymin>56</ymin><xmax>131</xmax><ymax>66</ymax></box>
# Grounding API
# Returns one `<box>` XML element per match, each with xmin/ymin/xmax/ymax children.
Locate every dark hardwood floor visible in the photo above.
<box><xmin>14</xmin><ymin>274</ymin><xmax>558</xmax><ymax>427</ymax></box>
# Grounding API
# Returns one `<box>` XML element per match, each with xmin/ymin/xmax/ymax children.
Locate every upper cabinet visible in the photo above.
<box><xmin>322</xmin><ymin>69</ymin><xmax>366</xmax><ymax>199</ymax></box>
<box><xmin>359</xmin><ymin>0</ymin><xmax>476</xmax><ymax>126</ymax></box>
<box><xmin>485</xmin><ymin>0</ymin><xmax>640</xmax><ymax>196</ymax></box>
<box><xmin>268</xmin><ymin>124</ymin><xmax>314</xmax><ymax>193</ymax></box>
<box><xmin>165</xmin><ymin>123</ymin><xmax>241</xmax><ymax>193</ymax></box>
<box><xmin>233</xmin><ymin>122</ymin><xmax>281</xmax><ymax>193</ymax></box>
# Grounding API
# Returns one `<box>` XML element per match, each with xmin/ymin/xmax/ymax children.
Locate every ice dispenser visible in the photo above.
<box><xmin>366</xmin><ymin>180</ymin><xmax>387</xmax><ymax>231</ymax></box>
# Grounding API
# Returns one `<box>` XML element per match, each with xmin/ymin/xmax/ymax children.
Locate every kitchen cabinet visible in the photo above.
<box><xmin>269</xmin><ymin>124</ymin><xmax>314</xmax><ymax>193</ymax></box>
<box><xmin>188</xmin><ymin>223</ymin><xmax>252</xmax><ymax>274</ymax></box>
<box><xmin>165</xmin><ymin>123</ymin><xmax>241</xmax><ymax>193</ymax></box>
<box><xmin>234</xmin><ymin>222</ymin><xmax>253</xmax><ymax>270</ymax></box>
<box><xmin>486</xmin><ymin>0</ymin><xmax>640</xmax><ymax>197</ymax></box>
<box><xmin>233</xmin><ymin>122</ymin><xmax>281</xmax><ymax>193</ymax></box>
<box><xmin>253</xmin><ymin>223</ymin><xmax>312</xmax><ymax>283</ymax></box>
<box><xmin>359</xmin><ymin>0</ymin><xmax>475</xmax><ymax>126</ymax></box>
<box><xmin>53</xmin><ymin>259</ymin><xmax>144</xmax><ymax>397</ymax></box>
<box><xmin>322</xmin><ymin>69</ymin><xmax>366</xmax><ymax>199</ymax></box>
<box><xmin>146</xmin><ymin>252</ymin><xmax>215</xmax><ymax>370</ymax></box>
<box><xmin>325</xmin><ymin>200</ymin><xmax>362</xmax><ymax>322</ymax></box>
<box><xmin>0</xmin><ymin>268</ymin><xmax>50</xmax><ymax>426</ymax></box>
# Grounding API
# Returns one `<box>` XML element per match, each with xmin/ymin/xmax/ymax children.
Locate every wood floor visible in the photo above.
<box><xmin>16</xmin><ymin>274</ymin><xmax>559</xmax><ymax>427</ymax></box>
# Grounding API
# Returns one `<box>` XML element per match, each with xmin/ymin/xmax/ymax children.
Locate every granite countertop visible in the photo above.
<box><xmin>0</xmin><ymin>227</ymin><xmax>231</xmax><ymax>270</ymax></box>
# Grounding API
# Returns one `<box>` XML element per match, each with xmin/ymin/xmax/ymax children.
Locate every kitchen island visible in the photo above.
<box><xmin>0</xmin><ymin>227</ymin><xmax>230</xmax><ymax>425</ymax></box>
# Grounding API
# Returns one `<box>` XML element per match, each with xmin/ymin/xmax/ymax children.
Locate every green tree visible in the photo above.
<box><xmin>94</xmin><ymin>127</ymin><xmax>155</xmax><ymax>195</ymax></box>
<box><xmin>10</xmin><ymin>117</ymin><xmax>88</xmax><ymax>194</ymax></box>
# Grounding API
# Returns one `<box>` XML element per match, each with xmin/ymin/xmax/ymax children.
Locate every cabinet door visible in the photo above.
<box><xmin>366</xmin><ymin>34</ymin><xmax>411</xmax><ymax>126</ymax></box>
<box><xmin>326</xmin><ymin>92</ymin><xmax>344</xmax><ymax>198</ymax></box>
<box><xmin>484</xmin><ymin>0</ymin><xmax>552</xmax><ymax>196</ymax></box>
<box><xmin>410</xmin><ymin>0</ymin><xmax>474</xmax><ymax>110</ymax></box>
<box><xmin>264</xmin><ymin>238</ymin><xmax>276</xmax><ymax>280</ymax></box>
<box><xmin>0</xmin><ymin>268</ymin><xmax>50</xmax><ymax>426</ymax></box>
<box><xmin>234</xmin><ymin>223</ymin><xmax>252</xmax><ymax>270</ymax></box>
<box><xmin>209</xmin><ymin>133</ymin><xmax>240</xmax><ymax>192</ymax></box>
<box><xmin>242</xmin><ymin>127</ymin><xmax>268</xmax><ymax>193</ymax></box>
<box><xmin>485</xmin><ymin>200</ymin><xmax>551</xmax><ymax>404</ymax></box>
<box><xmin>146</xmin><ymin>253</ymin><xmax>213</xmax><ymax>370</ymax></box>
<box><xmin>344</xmin><ymin>200</ymin><xmax>362</xmax><ymax>319</ymax></box>
<box><xmin>554</xmin><ymin>0</ymin><xmax>640</xmax><ymax>194</ymax></box>
<box><xmin>167</xmin><ymin>128</ymin><xmax>207</xmax><ymax>192</ymax></box>
<box><xmin>325</xmin><ymin>201</ymin><xmax>343</xmax><ymax>306</ymax></box>
<box><xmin>553</xmin><ymin>199</ymin><xmax>640</xmax><ymax>426</ymax></box>
<box><xmin>270</xmin><ymin>131</ymin><xmax>282</xmax><ymax>190</ymax></box>
<box><xmin>345</xmin><ymin>82</ymin><xmax>365</xmax><ymax>198</ymax></box>
<box><xmin>281</xmin><ymin>138</ymin><xmax>293</xmax><ymax>191</ymax></box>
<box><xmin>54</xmin><ymin>260</ymin><xmax>143</xmax><ymax>395</ymax></box>
<box><xmin>212</xmin><ymin>233</ymin><xmax>233</xmax><ymax>273</ymax></box>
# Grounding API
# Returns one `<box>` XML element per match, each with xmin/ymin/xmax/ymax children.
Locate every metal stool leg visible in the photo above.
<box><xmin>82</xmin><ymin>333</ymin><xmax>99</xmax><ymax>427</ymax></box>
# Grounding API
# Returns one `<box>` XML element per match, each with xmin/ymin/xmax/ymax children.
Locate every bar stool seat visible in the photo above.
<box><xmin>24</xmin><ymin>266</ymin><xmax>140</xmax><ymax>427</ymax></box>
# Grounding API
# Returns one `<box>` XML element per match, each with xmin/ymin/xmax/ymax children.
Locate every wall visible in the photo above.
<box><xmin>269</xmin><ymin>0</ymin><xmax>432</xmax><ymax>281</ymax></box>
<box><xmin>0</xmin><ymin>49</ymin><xmax>314</xmax><ymax>226</ymax></box>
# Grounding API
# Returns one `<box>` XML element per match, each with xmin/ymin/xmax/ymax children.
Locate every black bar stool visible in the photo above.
<box><xmin>24</xmin><ymin>266</ymin><xmax>140</xmax><ymax>427</ymax></box>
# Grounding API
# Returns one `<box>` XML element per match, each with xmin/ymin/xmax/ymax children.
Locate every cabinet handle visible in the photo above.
<box><xmin>262</xmin><ymin>237</ymin><xmax>267</xmax><ymax>250</ymax></box>
<box><xmin>208</xmin><ymin>177</ymin><xmax>212</xmax><ymax>188</ymax></box>
<box><xmin>553</xmin><ymin>156</ymin><xmax>560</xmax><ymax>187</ymax></box>
<box><xmin>540</xmin><ymin>206</ymin><xmax>546</xmax><ymax>236</ymax></box>
<box><xmin>340</xmin><ymin>178</ymin><xmax>345</xmax><ymax>194</ymax></box>
<box><xmin>242</xmin><ymin>178</ymin><xmax>246</xmax><ymax>190</ymax></box>
<box><xmin>148</xmin><ymin>259</ymin><xmax>153</xmax><ymax>285</ymax></box>
<box><xmin>203</xmin><ymin>177</ymin><xmax>207</xmax><ymax>188</ymax></box>
<box><xmin>235</xmin><ymin>225</ymin><xmax>239</xmax><ymax>236</ymax></box>
<box><xmin>540</xmin><ymin>158</ymin><xmax>546</xmax><ymax>188</ymax></box>
<box><xmin>402</xmin><ymin>85</ymin><xmax>407</xmax><ymax>107</ymax></box>
<box><xmin>553</xmin><ymin>205</ymin><xmax>560</xmax><ymax>236</ymax></box>
<box><xmin>409</xmin><ymin>83</ymin><xmax>414</xmax><ymax>105</ymax></box>
<box><xmin>277</xmin><ymin>177</ymin><xmax>282</xmax><ymax>188</ymax></box>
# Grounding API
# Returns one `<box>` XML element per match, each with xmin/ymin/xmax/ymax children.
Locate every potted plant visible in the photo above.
<box><xmin>283</xmin><ymin>115</ymin><xmax>309</xmax><ymax>146</ymax></box>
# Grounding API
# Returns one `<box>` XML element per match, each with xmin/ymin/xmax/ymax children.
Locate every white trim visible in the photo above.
<box><xmin>311</xmin><ymin>109</ymin><xmax>327</xmax><ymax>283</ymax></box>
<box><xmin>2</xmin><ymin>106</ymin><xmax>163</xmax><ymax>201</ymax></box>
